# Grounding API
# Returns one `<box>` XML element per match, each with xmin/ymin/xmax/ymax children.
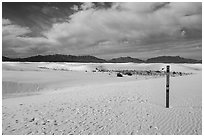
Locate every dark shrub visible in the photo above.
<box><xmin>125</xmin><ymin>72</ymin><xmax>132</xmax><ymax>76</ymax></box>
<box><xmin>117</xmin><ymin>73</ymin><xmax>123</xmax><ymax>77</ymax></box>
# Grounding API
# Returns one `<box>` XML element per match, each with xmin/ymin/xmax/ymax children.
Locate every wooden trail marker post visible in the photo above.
<box><xmin>166</xmin><ymin>65</ymin><xmax>170</xmax><ymax>108</ymax></box>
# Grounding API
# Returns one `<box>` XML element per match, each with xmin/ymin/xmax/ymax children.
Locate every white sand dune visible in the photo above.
<box><xmin>38</xmin><ymin>63</ymin><xmax>96</xmax><ymax>72</ymax></box>
<box><xmin>3</xmin><ymin>62</ymin><xmax>201</xmax><ymax>72</ymax></box>
<box><xmin>2</xmin><ymin>62</ymin><xmax>202</xmax><ymax>135</ymax></box>
<box><xmin>39</xmin><ymin>62</ymin><xmax>202</xmax><ymax>73</ymax></box>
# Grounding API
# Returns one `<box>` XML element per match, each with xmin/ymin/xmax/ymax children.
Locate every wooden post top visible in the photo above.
<box><xmin>166</xmin><ymin>65</ymin><xmax>170</xmax><ymax>72</ymax></box>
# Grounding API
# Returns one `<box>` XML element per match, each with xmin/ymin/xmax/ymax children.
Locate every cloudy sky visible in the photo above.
<box><xmin>2</xmin><ymin>2</ymin><xmax>202</xmax><ymax>59</ymax></box>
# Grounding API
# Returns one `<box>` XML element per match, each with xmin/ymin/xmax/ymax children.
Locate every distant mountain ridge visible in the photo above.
<box><xmin>2</xmin><ymin>54</ymin><xmax>107</xmax><ymax>63</ymax></box>
<box><xmin>2</xmin><ymin>54</ymin><xmax>202</xmax><ymax>63</ymax></box>
<box><xmin>146</xmin><ymin>56</ymin><xmax>201</xmax><ymax>63</ymax></box>
<box><xmin>108</xmin><ymin>56</ymin><xmax>144</xmax><ymax>63</ymax></box>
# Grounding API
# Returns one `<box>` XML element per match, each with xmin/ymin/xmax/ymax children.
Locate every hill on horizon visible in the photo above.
<box><xmin>2</xmin><ymin>54</ymin><xmax>202</xmax><ymax>64</ymax></box>
<box><xmin>146</xmin><ymin>56</ymin><xmax>201</xmax><ymax>63</ymax></box>
<box><xmin>2</xmin><ymin>54</ymin><xmax>107</xmax><ymax>63</ymax></box>
<box><xmin>108</xmin><ymin>56</ymin><xmax>144</xmax><ymax>63</ymax></box>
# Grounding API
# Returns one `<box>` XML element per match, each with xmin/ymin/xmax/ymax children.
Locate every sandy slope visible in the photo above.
<box><xmin>2</xmin><ymin>62</ymin><xmax>202</xmax><ymax>135</ymax></box>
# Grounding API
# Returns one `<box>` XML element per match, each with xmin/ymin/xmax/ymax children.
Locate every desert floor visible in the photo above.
<box><xmin>2</xmin><ymin>62</ymin><xmax>202</xmax><ymax>135</ymax></box>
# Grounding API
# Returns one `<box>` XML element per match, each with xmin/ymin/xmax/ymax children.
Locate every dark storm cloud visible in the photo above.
<box><xmin>2</xmin><ymin>2</ymin><xmax>78</xmax><ymax>37</ymax></box>
<box><xmin>2</xmin><ymin>2</ymin><xmax>202</xmax><ymax>59</ymax></box>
